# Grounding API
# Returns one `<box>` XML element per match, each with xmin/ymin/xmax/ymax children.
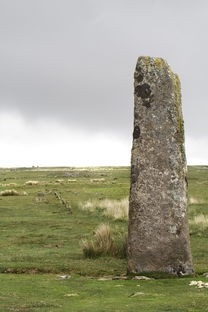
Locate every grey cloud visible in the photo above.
<box><xmin>0</xmin><ymin>0</ymin><xmax>208</xmax><ymax>138</ymax></box>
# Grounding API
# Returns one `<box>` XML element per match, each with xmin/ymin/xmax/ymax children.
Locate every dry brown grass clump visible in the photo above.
<box><xmin>90</xmin><ymin>178</ymin><xmax>105</xmax><ymax>183</ymax></box>
<box><xmin>81</xmin><ymin>224</ymin><xmax>113</xmax><ymax>258</ymax></box>
<box><xmin>0</xmin><ymin>189</ymin><xmax>28</xmax><ymax>196</ymax></box>
<box><xmin>21</xmin><ymin>191</ymin><xmax>28</xmax><ymax>196</ymax></box>
<box><xmin>1</xmin><ymin>183</ymin><xmax>17</xmax><ymax>187</ymax></box>
<box><xmin>190</xmin><ymin>214</ymin><xmax>208</xmax><ymax>230</ymax></box>
<box><xmin>55</xmin><ymin>179</ymin><xmax>65</xmax><ymax>184</ymax></box>
<box><xmin>81</xmin><ymin>197</ymin><xmax>129</xmax><ymax>220</ymax></box>
<box><xmin>81</xmin><ymin>223</ymin><xmax>127</xmax><ymax>259</ymax></box>
<box><xmin>0</xmin><ymin>189</ymin><xmax>20</xmax><ymax>196</ymax></box>
<box><xmin>25</xmin><ymin>181</ymin><xmax>39</xmax><ymax>186</ymax></box>
<box><xmin>189</xmin><ymin>197</ymin><xmax>206</xmax><ymax>205</ymax></box>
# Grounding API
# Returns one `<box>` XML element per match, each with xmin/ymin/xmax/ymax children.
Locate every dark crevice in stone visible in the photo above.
<box><xmin>135</xmin><ymin>83</ymin><xmax>151</xmax><ymax>99</ymax></box>
<box><xmin>135</xmin><ymin>73</ymin><xmax>144</xmax><ymax>83</ymax></box>
<box><xmin>176</xmin><ymin>228</ymin><xmax>181</xmax><ymax>236</ymax></box>
<box><xmin>142</xmin><ymin>100</ymin><xmax>151</xmax><ymax>108</ymax></box>
<box><xmin>136</xmin><ymin>65</ymin><xmax>142</xmax><ymax>72</ymax></box>
<box><xmin>131</xmin><ymin>165</ymin><xmax>139</xmax><ymax>184</ymax></box>
<box><xmin>134</xmin><ymin>112</ymin><xmax>139</xmax><ymax>119</ymax></box>
<box><xmin>133</xmin><ymin>125</ymin><xmax>141</xmax><ymax>139</ymax></box>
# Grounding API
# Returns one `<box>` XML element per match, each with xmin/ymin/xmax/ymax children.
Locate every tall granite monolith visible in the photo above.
<box><xmin>127</xmin><ymin>56</ymin><xmax>193</xmax><ymax>275</ymax></box>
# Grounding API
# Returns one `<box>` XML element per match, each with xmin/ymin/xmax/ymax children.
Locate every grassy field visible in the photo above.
<box><xmin>0</xmin><ymin>166</ymin><xmax>208</xmax><ymax>311</ymax></box>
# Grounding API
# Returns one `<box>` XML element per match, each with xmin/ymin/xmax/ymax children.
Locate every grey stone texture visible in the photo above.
<box><xmin>127</xmin><ymin>56</ymin><xmax>194</xmax><ymax>275</ymax></box>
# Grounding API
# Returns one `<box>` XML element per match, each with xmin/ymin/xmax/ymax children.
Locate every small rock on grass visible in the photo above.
<box><xmin>57</xmin><ymin>275</ymin><xmax>71</xmax><ymax>280</ymax></box>
<box><xmin>112</xmin><ymin>276</ymin><xmax>128</xmax><ymax>280</ymax></box>
<box><xmin>98</xmin><ymin>275</ymin><xmax>153</xmax><ymax>281</ymax></box>
<box><xmin>132</xmin><ymin>276</ymin><xmax>153</xmax><ymax>280</ymax></box>
<box><xmin>203</xmin><ymin>272</ymin><xmax>208</xmax><ymax>277</ymax></box>
<box><xmin>189</xmin><ymin>281</ymin><xmax>208</xmax><ymax>288</ymax></box>
<box><xmin>97</xmin><ymin>277</ymin><xmax>112</xmax><ymax>281</ymax></box>
<box><xmin>129</xmin><ymin>292</ymin><xmax>145</xmax><ymax>297</ymax></box>
<box><xmin>64</xmin><ymin>293</ymin><xmax>79</xmax><ymax>297</ymax></box>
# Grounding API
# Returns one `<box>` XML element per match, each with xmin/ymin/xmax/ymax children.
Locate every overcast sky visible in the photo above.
<box><xmin>0</xmin><ymin>0</ymin><xmax>208</xmax><ymax>167</ymax></box>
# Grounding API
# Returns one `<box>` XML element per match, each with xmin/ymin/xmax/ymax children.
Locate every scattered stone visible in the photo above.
<box><xmin>112</xmin><ymin>276</ymin><xmax>128</xmax><ymax>280</ymax></box>
<box><xmin>128</xmin><ymin>56</ymin><xmax>193</xmax><ymax>275</ymax></box>
<box><xmin>129</xmin><ymin>292</ymin><xmax>145</xmax><ymax>297</ymax></box>
<box><xmin>203</xmin><ymin>272</ymin><xmax>208</xmax><ymax>277</ymax></box>
<box><xmin>189</xmin><ymin>281</ymin><xmax>208</xmax><ymax>288</ymax></box>
<box><xmin>97</xmin><ymin>277</ymin><xmax>112</xmax><ymax>281</ymax></box>
<box><xmin>189</xmin><ymin>281</ymin><xmax>198</xmax><ymax>286</ymax></box>
<box><xmin>64</xmin><ymin>293</ymin><xmax>79</xmax><ymax>297</ymax></box>
<box><xmin>132</xmin><ymin>276</ymin><xmax>153</xmax><ymax>280</ymax></box>
<box><xmin>97</xmin><ymin>275</ymin><xmax>153</xmax><ymax>281</ymax></box>
<box><xmin>57</xmin><ymin>275</ymin><xmax>71</xmax><ymax>280</ymax></box>
<box><xmin>54</xmin><ymin>191</ymin><xmax>72</xmax><ymax>214</ymax></box>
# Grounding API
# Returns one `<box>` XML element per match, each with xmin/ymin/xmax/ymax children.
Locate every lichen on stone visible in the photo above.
<box><xmin>172</xmin><ymin>73</ymin><xmax>186</xmax><ymax>161</ymax></box>
<box><xmin>154</xmin><ymin>57</ymin><xmax>166</xmax><ymax>68</ymax></box>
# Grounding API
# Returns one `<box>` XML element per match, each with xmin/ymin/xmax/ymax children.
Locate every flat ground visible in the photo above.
<box><xmin>0</xmin><ymin>166</ymin><xmax>208</xmax><ymax>311</ymax></box>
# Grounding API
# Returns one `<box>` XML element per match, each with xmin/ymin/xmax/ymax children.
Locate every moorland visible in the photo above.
<box><xmin>0</xmin><ymin>166</ymin><xmax>208</xmax><ymax>311</ymax></box>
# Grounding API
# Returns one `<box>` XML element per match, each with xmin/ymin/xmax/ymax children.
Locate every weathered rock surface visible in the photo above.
<box><xmin>127</xmin><ymin>56</ymin><xmax>194</xmax><ymax>275</ymax></box>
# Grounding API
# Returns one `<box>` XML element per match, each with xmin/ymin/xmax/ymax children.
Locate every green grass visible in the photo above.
<box><xmin>0</xmin><ymin>166</ymin><xmax>208</xmax><ymax>311</ymax></box>
<box><xmin>1</xmin><ymin>274</ymin><xmax>208</xmax><ymax>312</ymax></box>
<box><xmin>0</xmin><ymin>167</ymin><xmax>129</xmax><ymax>275</ymax></box>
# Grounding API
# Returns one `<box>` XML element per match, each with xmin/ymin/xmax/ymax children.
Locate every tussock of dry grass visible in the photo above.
<box><xmin>81</xmin><ymin>197</ymin><xmax>129</xmax><ymax>220</ymax></box>
<box><xmin>25</xmin><ymin>180</ymin><xmax>39</xmax><ymax>186</ymax></box>
<box><xmin>0</xmin><ymin>189</ymin><xmax>20</xmax><ymax>196</ymax></box>
<box><xmin>55</xmin><ymin>179</ymin><xmax>65</xmax><ymax>183</ymax></box>
<box><xmin>0</xmin><ymin>189</ymin><xmax>28</xmax><ymax>196</ymax></box>
<box><xmin>90</xmin><ymin>178</ymin><xmax>105</xmax><ymax>183</ymax></box>
<box><xmin>21</xmin><ymin>191</ymin><xmax>28</xmax><ymax>196</ymax></box>
<box><xmin>1</xmin><ymin>183</ymin><xmax>17</xmax><ymax>187</ymax></box>
<box><xmin>190</xmin><ymin>214</ymin><xmax>208</xmax><ymax>229</ymax></box>
<box><xmin>94</xmin><ymin>223</ymin><xmax>114</xmax><ymax>251</ymax></box>
<box><xmin>189</xmin><ymin>197</ymin><xmax>206</xmax><ymax>205</ymax></box>
<box><xmin>81</xmin><ymin>223</ymin><xmax>127</xmax><ymax>258</ymax></box>
<box><xmin>81</xmin><ymin>224</ymin><xmax>114</xmax><ymax>258</ymax></box>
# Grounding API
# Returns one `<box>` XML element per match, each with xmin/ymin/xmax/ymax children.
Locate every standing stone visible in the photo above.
<box><xmin>127</xmin><ymin>56</ymin><xmax>193</xmax><ymax>275</ymax></box>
